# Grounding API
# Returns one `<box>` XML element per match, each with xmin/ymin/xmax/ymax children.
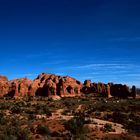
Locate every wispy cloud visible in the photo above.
<box><xmin>55</xmin><ymin>62</ymin><xmax>140</xmax><ymax>87</ymax></box>
<box><xmin>71</xmin><ymin>63</ymin><xmax>136</xmax><ymax>70</ymax></box>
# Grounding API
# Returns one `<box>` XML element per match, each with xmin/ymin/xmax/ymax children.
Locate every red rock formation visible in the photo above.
<box><xmin>0</xmin><ymin>82</ymin><xmax>9</xmax><ymax>97</ymax></box>
<box><xmin>8</xmin><ymin>81</ymin><xmax>18</xmax><ymax>97</ymax></box>
<box><xmin>110</xmin><ymin>84</ymin><xmax>130</xmax><ymax>98</ymax></box>
<box><xmin>84</xmin><ymin>80</ymin><xmax>92</xmax><ymax>87</ymax></box>
<box><xmin>5</xmin><ymin>78</ymin><xmax>33</xmax><ymax>97</ymax></box>
<box><xmin>97</xmin><ymin>82</ymin><xmax>106</xmax><ymax>95</ymax></box>
<box><xmin>0</xmin><ymin>73</ymin><xmax>137</xmax><ymax>99</ymax></box>
<box><xmin>106</xmin><ymin>84</ymin><xmax>112</xmax><ymax>98</ymax></box>
<box><xmin>131</xmin><ymin>85</ymin><xmax>137</xmax><ymax>99</ymax></box>
<box><xmin>33</xmin><ymin>73</ymin><xmax>82</xmax><ymax>98</ymax></box>
<box><xmin>0</xmin><ymin>75</ymin><xmax>8</xmax><ymax>81</ymax></box>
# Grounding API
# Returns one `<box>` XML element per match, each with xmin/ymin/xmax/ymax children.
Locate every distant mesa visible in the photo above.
<box><xmin>0</xmin><ymin>73</ymin><xmax>137</xmax><ymax>99</ymax></box>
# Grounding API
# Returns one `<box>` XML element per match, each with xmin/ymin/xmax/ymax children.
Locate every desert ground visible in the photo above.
<box><xmin>0</xmin><ymin>94</ymin><xmax>140</xmax><ymax>140</ymax></box>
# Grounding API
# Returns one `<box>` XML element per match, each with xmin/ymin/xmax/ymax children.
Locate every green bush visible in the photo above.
<box><xmin>36</xmin><ymin>125</ymin><xmax>51</xmax><ymax>136</ymax></box>
<box><xmin>101</xmin><ymin>123</ymin><xmax>114</xmax><ymax>132</ymax></box>
<box><xmin>103</xmin><ymin>113</ymin><xmax>113</xmax><ymax>121</ymax></box>
<box><xmin>0</xmin><ymin>125</ymin><xmax>29</xmax><ymax>140</ymax></box>
<box><xmin>0</xmin><ymin>102</ymin><xmax>12</xmax><ymax>110</ymax></box>
<box><xmin>64</xmin><ymin>113</ymin><xmax>86</xmax><ymax>135</ymax></box>
<box><xmin>10</xmin><ymin>104</ymin><xmax>21</xmax><ymax>114</ymax></box>
<box><xmin>112</xmin><ymin>112</ymin><xmax>128</xmax><ymax>124</ymax></box>
<box><xmin>28</xmin><ymin>114</ymin><xmax>35</xmax><ymax>120</ymax></box>
<box><xmin>35</xmin><ymin>104</ymin><xmax>52</xmax><ymax>116</ymax></box>
<box><xmin>125</xmin><ymin>115</ymin><xmax>140</xmax><ymax>135</ymax></box>
<box><xmin>0</xmin><ymin>113</ymin><xmax>7</xmax><ymax>125</ymax></box>
<box><xmin>61</xmin><ymin>97</ymin><xmax>78</xmax><ymax>107</ymax></box>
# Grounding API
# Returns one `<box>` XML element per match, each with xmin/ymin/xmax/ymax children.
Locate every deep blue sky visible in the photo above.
<box><xmin>0</xmin><ymin>0</ymin><xmax>140</xmax><ymax>87</ymax></box>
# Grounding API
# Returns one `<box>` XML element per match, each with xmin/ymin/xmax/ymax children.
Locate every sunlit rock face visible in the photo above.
<box><xmin>34</xmin><ymin>73</ymin><xmax>82</xmax><ymax>97</ymax></box>
<box><xmin>0</xmin><ymin>73</ymin><xmax>137</xmax><ymax>99</ymax></box>
<box><xmin>0</xmin><ymin>75</ymin><xmax>8</xmax><ymax>81</ymax></box>
<box><xmin>0</xmin><ymin>73</ymin><xmax>82</xmax><ymax>98</ymax></box>
<box><xmin>0</xmin><ymin>75</ymin><xmax>9</xmax><ymax>97</ymax></box>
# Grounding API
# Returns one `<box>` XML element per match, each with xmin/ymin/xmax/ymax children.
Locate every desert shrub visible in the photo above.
<box><xmin>0</xmin><ymin>117</ymin><xmax>29</xmax><ymax>139</ymax></box>
<box><xmin>10</xmin><ymin>104</ymin><xmax>21</xmax><ymax>114</ymax></box>
<box><xmin>0</xmin><ymin>125</ymin><xmax>29</xmax><ymax>140</ymax></box>
<box><xmin>0</xmin><ymin>102</ymin><xmax>12</xmax><ymax>110</ymax></box>
<box><xmin>95</xmin><ymin>111</ymin><xmax>101</xmax><ymax>117</ymax></box>
<box><xmin>48</xmin><ymin>98</ymin><xmax>53</xmax><ymax>102</ymax></box>
<box><xmin>28</xmin><ymin>114</ymin><xmax>36</xmax><ymax>120</ymax></box>
<box><xmin>25</xmin><ymin>108</ymin><xmax>35</xmax><ymax>114</ymax></box>
<box><xmin>125</xmin><ymin>115</ymin><xmax>140</xmax><ymax>135</ymax></box>
<box><xmin>102</xmin><ymin>137</ymin><xmax>123</xmax><ymax>140</ymax></box>
<box><xmin>0</xmin><ymin>134</ymin><xmax>16</xmax><ymax>140</ymax></box>
<box><xmin>61</xmin><ymin>97</ymin><xmax>78</xmax><ymax>107</ymax></box>
<box><xmin>64</xmin><ymin>113</ymin><xmax>86</xmax><ymax>135</ymax></box>
<box><xmin>36</xmin><ymin>96</ymin><xmax>49</xmax><ymax>101</ymax></box>
<box><xmin>23</xmin><ymin>95</ymin><xmax>34</xmax><ymax>102</ymax></box>
<box><xmin>90</xmin><ymin>100</ymin><xmax>116</xmax><ymax>112</ymax></box>
<box><xmin>35</xmin><ymin>104</ymin><xmax>52</xmax><ymax>116</ymax></box>
<box><xmin>80</xmin><ymin>98</ymin><xmax>89</xmax><ymax>102</ymax></box>
<box><xmin>91</xmin><ymin>99</ymin><xmax>140</xmax><ymax>113</ymax></box>
<box><xmin>103</xmin><ymin>113</ymin><xmax>113</xmax><ymax>121</ymax></box>
<box><xmin>36</xmin><ymin>125</ymin><xmax>51</xmax><ymax>136</ymax></box>
<box><xmin>112</xmin><ymin>112</ymin><xmax>128</xmax><ymax>124</ymax></box>
<box><xmin>16</xmin><ymin>128</ymin><xmax>29</xmax><ymax>140</ymax></box>
<box><xmin>0</xmin><ymin>113</ymin><xmax>7</xmax><ymax>125</ymax></box>
<box><xmin>100</xmin><ymin>123</ymin><xmax>114</xmax><ymax>132</ymax></box>
<box><xmin>15</xmin><ymin>101</ymin><xmax>26</xmax><ymax>107</ymax></box>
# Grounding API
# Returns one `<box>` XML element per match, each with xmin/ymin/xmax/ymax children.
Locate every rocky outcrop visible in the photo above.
<box><xmin>82</xmin><ymin>81</ymin><xmax>135</xmax><ymax>98</ymax></box>
<box><xmin>0</xmin><ymin>73</ymin><xmax>82</xmax><ymax>98</ymax></box>
<box><xmin>131</xmin><ymin>85</ymin><xmax>137</xmax><ymax>99</ymax></box>
<box><xmin>35</xmin><ymin>73</ymin><xmax>82</xmax><ymax>97</ymax></box>
<box><xmin>110</xmin><ymin>84</ymin><xmax>130</xmax><ymax>98</ymax></box>
<box><xmin>82</xmin><ymin>80</ymin><xmax>94</xmax><ymax>94</ymax></box>
<box><xmin>84</xmin><ymin>80</ymin><xmax>92</xmax><ymax>87</ymax></box>
<box><xmin>106</xmin><ymin>84</ymin><xmax>112</xmax><ymax>98</ymax></box>
<box><xmin>0</xmin><ymin>75</ymin><xmax>8</xmax><ymax>81</ymax></box>
<box><xmin>97</xmin><ymin>82</ymin><xmax>107</xmax><ymax>96</ymax></box>
<box><xmin>0</xmin><ymin>73</ymin><xmax>138</xmax><ymax>99</ymax></box>
<box><xmin>0</xmin><ymin>75</ymin><xmax>9</xmax><ymax>97</ymax></box>
<box><xmin>5</xmin><ymin>78</ymin><xmax>33</xmax><ymax>97</ymax></box>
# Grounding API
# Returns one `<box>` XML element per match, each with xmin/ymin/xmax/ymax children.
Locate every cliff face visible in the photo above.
<box><xmin>0</xmin><ymin>73</ymin><xmax>137</xmax><ymax>99</ymax></box>
<box><xmin>0</xmin><ymin>76</ymin><xmax>9</xmax><ymax>97</ymax></box>
<box><xmin>0</xmin><ymin>73</ymin><xmax>82</xmax><ymax>98</ymax></box>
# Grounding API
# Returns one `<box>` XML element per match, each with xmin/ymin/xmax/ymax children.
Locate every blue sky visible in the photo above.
<box><xmin>0</xmin><ymin>0</ymin><xmax>140</xmax><ymax>87</ymax></box>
